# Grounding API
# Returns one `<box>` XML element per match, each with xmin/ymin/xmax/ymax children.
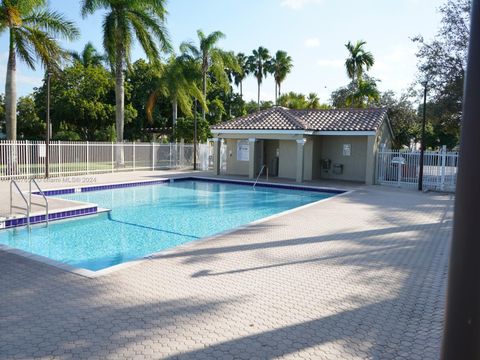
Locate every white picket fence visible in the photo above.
<box><xmin>0</xmin><ymin>141</ymin><xmax>212</xmax><ymax>179</ymax></box>
<box><xmin>376</xmin><ymin>146</ymin><xmax>459</xmax><ymax>192</ymax></box>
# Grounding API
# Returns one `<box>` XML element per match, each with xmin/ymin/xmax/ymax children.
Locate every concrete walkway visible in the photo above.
<box><xmin>0</xmin><ymin>173</ymin><xmax>453</xmax><ymax>359</ymax></box>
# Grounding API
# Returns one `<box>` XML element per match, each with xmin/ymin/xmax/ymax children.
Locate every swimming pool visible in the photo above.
<box><xmin>0</xmin><ymin>179</ymin><xmax>340</xmax><ymax>272</ymax></box>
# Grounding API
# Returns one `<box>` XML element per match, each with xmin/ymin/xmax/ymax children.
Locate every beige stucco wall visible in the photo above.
<box><xmin>375</xmin><ymin>120</ymin><xmax>393</xmax><ymax>150</ymax></box>
<box><xmin>317</xmin><ymin>136</ymin><xmax>368</xmax><ymax>182</ymax></box>
<box><xmin>311</xmin><ymin>137</ymin><xmax>323</xmax><ymax>179</ymax></box>
<box><xmin>278</xmin><ymin>140</ymin><xmax>297</xmax><ymax>179</ymax></box>
<box><xmin>303</xmin><ymin>138</ymin><xmax>314</xmax><ymax>181</ymax></box>
<box><xmin>225</xmin><ymin>138</ymin><xmax>249</xmax><ymax>176</ymax></box>
<box><xmin>217</xmin><ymin>120</ymin><xmax>394</xmax><ymax>183</ymax></box>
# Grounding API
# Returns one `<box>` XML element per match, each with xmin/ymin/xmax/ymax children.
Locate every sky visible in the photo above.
<box><xmin>0</xmin><ymin>0</ymin><xmax>444</xmax><ymax>106</ymax></box>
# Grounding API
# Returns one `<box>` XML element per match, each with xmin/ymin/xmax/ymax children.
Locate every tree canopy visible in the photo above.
<box><xmin>0</xmin><ymin>0</ymin><xmax>467</xmax><ymax>150</ymax></box>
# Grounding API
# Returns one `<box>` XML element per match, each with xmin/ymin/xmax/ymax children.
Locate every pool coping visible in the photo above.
<box><xmin>0</xmin><ymin>176</ymin><xmax>351</xmax><ymax>278</ymax></box>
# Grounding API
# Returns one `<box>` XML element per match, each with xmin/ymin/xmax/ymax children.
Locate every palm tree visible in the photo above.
<box><xmin>247</xmin><ymin>46</ymin><xmax>271</xmax><ymax>109</ymax></box>
<box><xmin>180</xmin><ymin>30</ymin><xmax>238</xmax><ymax>121</ymax></box>
<box><xmin>269</xmin><ymin>50</ymin><xmax>293</xmax><ymax>105</ymax></box>
<box><xmin>81</xmin><ymin>0</ymin><xmax>171</xmax><ymax>165</ymax></box>
<box><xmin>70</xmin><ymin>42</ymin><xmax>105</xmax><ymax>67</ymax></box>
<box><xmin>348</xmin><ymin>78</ymin><xmax>380</xmax><ymax>108</ymax></box>
<box><xmin>1</xmin><ymin>0</ymin><xmax>79</xmax><ymax>140</ymax></box>
<box><xmin>146</xmin><ymin>56</ymin><xmax>206</xmax><ymax>133</ymax></box>
<box><xmin>344</xmin><ymin>40</ymin><xmax>374</xmax><ymax>106</ymax></box>
<box><xmin>233</xmin><ymin>52</ymin><xmax>248</xmax><ymax>97</ymax></box>
<box><xmin>306</xmin><ymin>92</ymin><xmax>320</xmax><ymax>109</ymax></box>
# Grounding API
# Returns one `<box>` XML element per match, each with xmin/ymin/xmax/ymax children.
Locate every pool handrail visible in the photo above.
<box><xmin>29</xmin><ymin>179</ymin><xmax>49</xmax><ymax>226</ymax></box>
<box><xmin>253</xmin><ymin>165</ymin><xmax>268</xmax><ymax>189</ymax></box>
<box><xmin>10</xmin><ymin>179</ymin><xmax>30</xmax><ymax>229</ymax></box>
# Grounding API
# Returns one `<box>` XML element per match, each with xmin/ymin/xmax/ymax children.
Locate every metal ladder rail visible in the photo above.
<box><xmin>253</xmin><ymin>164</ymin><xmax>267</xmax><ymax>189</ymax></box>
<box><xmin>10</xmin><ymin>179</ymin><xmax>30</xmax><ymax>229</ymax></box>
<box><xmin>29</xmin><ymin>179</ymin><xmax>49</xmax><ymax>226</ymax></box>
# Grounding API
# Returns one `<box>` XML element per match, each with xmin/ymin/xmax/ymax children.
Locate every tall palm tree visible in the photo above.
<box><xmin>269</xmin><ymin>50</ymin><xmax>293</xmax><ymax>105</ymax></box>
<box><xmin>81</xmin><ymin>0</ymin><xmax>171</xmax><ymax>164</ymax></box>
<box><xmin>233</xmin><ymin>52</ymin><xmax>248</xmax><ymax>97</ymax></box>
<box><xmin>70</xmin><ymin>42</ymin><xmax>105</xmax><ymax>67</ymax></box>
<box><xmin>247</xmin><ymin>46</ymin><xmax>271</xmax><ymax>109</ymax></box>
<box><xmin>344</xmin><ymin>40</ymin><xmax>374</xmax><ymax>106</ymax></box>
<box><xmin>0</xmin><ymin>0</ymin><xmax>79</xmax><ymax>140</ymax></box>
<box><xmin>180</xmin><ymin>30</ymin><xmax>238</xmax><ymax>121</ymax></box>
<box><xmin>146</xmin><ymin>56</ymin><xmax>206</xmax><ymax>132</ymax></box>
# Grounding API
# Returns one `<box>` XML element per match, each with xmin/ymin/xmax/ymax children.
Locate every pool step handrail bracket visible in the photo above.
<box><xmin>29</xmin><ymin>179</ymin><xmax>49</xmax><ymax>227</ymax></box>
<box><xmin>253</xmin><ymin>165</ymin><xmax>267</xmax><ymax>189</ymax></box>
<box><xmin>10</xmin><ymin>179</ymin><xmax>31</xmax><ymax>229</ymax></box>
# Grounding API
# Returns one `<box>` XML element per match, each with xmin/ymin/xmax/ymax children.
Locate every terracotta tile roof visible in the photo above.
<box><xmin>211</xmin><ymin>107</ymin><xmax>388</xmax><ymax>132</ymax></box>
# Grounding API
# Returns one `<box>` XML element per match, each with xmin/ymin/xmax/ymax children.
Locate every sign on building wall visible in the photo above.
<box><xmin>343</xmin><ymin>144</ymin><xmax>351</xmax><ymax>156</ymax></box>
<box><xmin>237</xmin><ymin>140</ymin><xmax>249</xmax><ymax>161</ymax></box>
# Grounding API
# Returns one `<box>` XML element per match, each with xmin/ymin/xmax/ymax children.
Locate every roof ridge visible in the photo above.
<box><xmin>211</xmin><ymin>106</ymin><xmax>388</xmax><ymax>132</ymax></box>
<box><xmin>276</xmin><ymin>107</ymin><xmax>310</xmax><ymax>130</ymax></box>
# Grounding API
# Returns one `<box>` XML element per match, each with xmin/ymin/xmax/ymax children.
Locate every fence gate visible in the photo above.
<box><xmin>376</xmin><ymin>146</ymin><xmax>458</xmax><ymax>192</ymax></box>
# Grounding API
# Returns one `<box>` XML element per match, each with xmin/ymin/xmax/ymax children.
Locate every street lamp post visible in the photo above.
<box><xmin>45</xmin><ymin>71</ymin><xmax>51</xmax><ymax>178</ymax></box>
<box><xmin>441</xmin><ymin>0</ymin><xmax>480</xmax><ymax>357</ymax></box>
<box><xmin>418</xmin><ymin>80</ymin><xmax>428</xmax><ymax>191</ymax></box>
<box><xmin>193</xmin><ymin>99</ymin><xmax>197</xmax><ymax>171</ymax></box>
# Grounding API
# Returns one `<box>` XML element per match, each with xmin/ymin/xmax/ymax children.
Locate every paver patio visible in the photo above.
<box><xmin>0</xmin><ymin>173</ymin><xmax>453</xmax><ymax>359</ymax></box>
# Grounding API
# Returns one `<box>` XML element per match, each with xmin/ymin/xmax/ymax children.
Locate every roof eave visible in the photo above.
<box><xmin>211</xmin><ymin>129</ymin><xmax>312</xmax><ymax>135</ymax></box>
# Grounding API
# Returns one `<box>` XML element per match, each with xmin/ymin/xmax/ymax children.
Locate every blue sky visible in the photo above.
<box><xmin>0</xmin><ymin>0</ymin><xmax>443</xmax><ymax>105</ymax></box>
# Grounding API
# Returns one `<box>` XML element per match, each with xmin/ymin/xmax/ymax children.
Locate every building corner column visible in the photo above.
<box><xmin>248</xmin><ymin>138</ymin><xmax>256</xmax><ymax>179</ymax></box>
<box><xmin>213</xmin><ymin>138</ymin><xmax>221</xmax><ymax>175</ymax></box>
<box><xmin>365</xmin><ymin>135</ymin><xmax>376</xmax><ymax>185</ymax></box>
<box><xmin>296</xmin><ymin>138</ymin><xmax>307</xmax><ymax>183</ymax></box>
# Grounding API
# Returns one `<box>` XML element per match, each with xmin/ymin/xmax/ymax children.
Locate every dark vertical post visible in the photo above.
<box><xmin>418</xmin><ymin>82</ymin><xmax>427</xmax><ymax>191</ymax></box>
<box><xmin>193</xmin><ymin>99</ymin><xmax>197</xmax><ymax>171</ymax></box>
<box><xmin>441</xmin><ymin>0</ymin><xmax>480</xmax><ymax>358</ymax></box>
<box><xmin>45</xmin><ymin>72</ymin><xmax>51</xmax><ymax>178</ymax></box>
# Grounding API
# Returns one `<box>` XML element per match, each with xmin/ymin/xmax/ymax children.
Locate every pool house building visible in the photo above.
<box><xmin>210</xmin><ymin>107</ymin><xmax>393</xmax><ymax>184</ymax></box>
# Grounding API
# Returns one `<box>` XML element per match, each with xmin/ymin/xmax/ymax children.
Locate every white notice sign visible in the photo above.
<box><xmin>38</xmin><ymin>144</ymin><xmax>46</xmax><ymax>158</ymax></box>
<box><xmin>237</xmin><ymin>140</ymin><xmax>249</xmax><ymax>161</ymax></box>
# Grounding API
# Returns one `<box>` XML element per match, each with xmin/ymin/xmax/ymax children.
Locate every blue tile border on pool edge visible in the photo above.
<box><xmin>35</xmin><ymin>177</ymin><xmax>344</xmax><ymax>197</ymax></box>
<box><xmin>3</xmin><ymin>206</ymin><xmax>98</xmax><ymax>229</ymax></box>
<box><xmin>173</xmin><ymin>176</ymin><xmax>346</xmax><ymax>195</ymax></box>
<box><xmin>80</xmin><ymin>179</ymin><xmax>169</xmax><ymax>193</ymax></box>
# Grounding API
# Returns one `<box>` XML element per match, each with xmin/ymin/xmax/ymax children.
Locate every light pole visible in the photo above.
<box><xmin>418</xmin><ymin>80</ymin><xmax>428</xmax><ymax>191</ymax></box>
<box><xmin>193</xmin><ymin>99</ymin><xmax>197</xmax><ymax>171</ymax></box>
<box><xmin>45</xmin><ymin>71</ymin><xmax>51</xmax><ymax>178</ymax></box>
<box><xmin>441</xmin><ymin>0</ymin><xmax>480</xmax><ymax>357</ymax></box>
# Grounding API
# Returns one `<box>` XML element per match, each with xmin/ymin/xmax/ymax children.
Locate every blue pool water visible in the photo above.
<box><xmin>0</xmin><ymin>180</ymin><xmax>336</xmax><ymax>271</ymax></box>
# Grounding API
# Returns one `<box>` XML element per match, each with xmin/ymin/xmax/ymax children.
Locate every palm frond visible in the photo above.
<box><xmin>179</xmin><ymin>41</ymin><xmax>200</xmax><ymax>59</ymax></box>
<box><xmin>81</xmin><ymin>0</ymin><xmax>110</xmax><ymax>17</ymax></box>
<box><xmin>23</xmin><ymin>10</ymin><xmax>79</xmax><ymax>40</ymax></box>
<box><xmin>102</xmin><ymin>11</ymin><xmax>117</xmax><ymax>69</ymax></box>
<box><xmin>127</xmin><ymin>11</ymin><xmax>160</xmax><ymax>62</ymax></box>
<box><xmin>128</xmin><ymin>8</ymin><xmax>171</xmax><ymax>56</ymax></box>
<box><xmin>13</xmin><ymin>28</ymin><xmax>36</xmax><ymax>69</ymax></box>
<box><xmin>22</xmin><ymin>25</ymin><xmax>65</xmax><ymax>72</ymax></box>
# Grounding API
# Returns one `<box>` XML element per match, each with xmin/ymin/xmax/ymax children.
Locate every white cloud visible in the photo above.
<box><xmin>304</xmin><ymin>37</ymin><xmax>320</xmax><ymax>48</ymax></box>
<box><xmin>0</xmin><ymin>63</ymin><xmax>43</xmax><ymax>93</ymax></box>
<box><xmin>280</xmin><ymin>0</ymin><xmax>323</xmax><ymax>10</ymax></box>
<box><xmin>371</xmin><ymin>45</ymin><xmax>418</xmax><ymax>93</ymax></box>
<box><xmin>317</xmin><ymin>59</ymin><xmax>343</xmax><ymax>68</ymax></box>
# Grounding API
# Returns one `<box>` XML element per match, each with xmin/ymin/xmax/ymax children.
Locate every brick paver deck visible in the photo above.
<box><xmin>0</xmin><ymin>178</ymin><xmax>453</xmax><ymax>359</ymax></box>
